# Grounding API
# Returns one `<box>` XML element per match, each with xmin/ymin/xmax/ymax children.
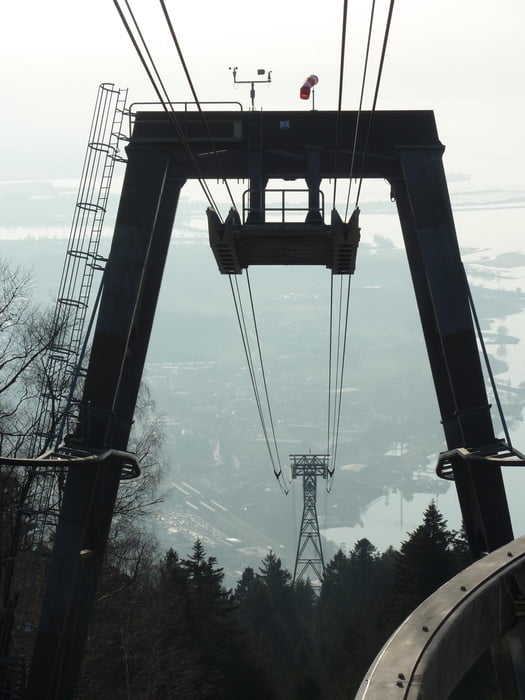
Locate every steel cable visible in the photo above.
<box><xmin>354</xmin><ymin>0</ymin><xmax>395</xmax><ymax>208</ymax></box>
<box><xmin>229</xmin><ymin>275</ymin><xmax>288</xmax><ymax>494</ymax></box>
<box><xmin>329</xmin><ymin>276</ymin><xmax>352</xmax><ymax>489</ymax></box>
<box><xmin>326</xmin><ymin>275</ymin><xmax>335</xmax><ymax>461</ymax></box>
<box><xmin>344</xmin><ymin>0</ymin><xmax>377</xmax><ymax>219</ymax></box>
<box><xmin>157</xmin><ymin>2</ymin><xmax>288</xmax><ymax>489</ymax></box>
<box><xmin>158</xmin><ymin>0</ymin><xmax>238</xmax><ymax>211</ymax></box>
<box><xmin>328</xmin><ymin>0</ymin><xmax>395</xmax><ymax>489</ymax></box>
<box><xmin>464</xmin><ymin>265</ymin><xmax>514</xmax><ymax>450</ymax></box>
<box><xmin>246</xmin><ymin>271</ymin><xmax>286</xmax><ymax>487</ymax></box>
<box><xmin>114</xmin><ymin>0</ymin><xmax>291</xmax><ymax>494</ymax></box>
<box><xmin>113</xmin><ymin>0</ymin><xmax>223</xmax><ymax>217</ymax></box>
<box><xmin>327</xmin><ymin>0</ymin><xmax>373</xmax><ymax>490</ymax></box>
<box><xmin>331</xmin><ymin>0</ymin><xmax>349</xmax><ymax>210</ymax></box>
<box><xmin>155</xmin><ymin>0</ymin><xmax>287</xmax><ymax>483</ymax></box>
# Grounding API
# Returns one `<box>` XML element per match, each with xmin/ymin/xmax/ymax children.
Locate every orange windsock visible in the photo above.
<box><xmin>300</xmin><ymin>74</ymin><xmax>319</xmax><ymax>100</ymax></box>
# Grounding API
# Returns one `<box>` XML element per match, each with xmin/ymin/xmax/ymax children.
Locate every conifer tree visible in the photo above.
<box><xmin>234</xmin><ymin>565</ymin><xmax>256</xmax><ymax>603</ymax></box>
<box><xmin>315</xmin><ymin>540</ymin><xmax>396</xmax><ymax>698</ymax></box>
<box><xmin>258</xmin><ymin>550</ymin><xmax>292</xmax><ymax>590</ymax></box>
<box><xmin>389</xmin><ymin>501</ymin><xmax>457</xmax><ymax>628</ymax></box>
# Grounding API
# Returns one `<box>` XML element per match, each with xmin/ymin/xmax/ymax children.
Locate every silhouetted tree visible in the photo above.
<box><xmin>234</xmin><ymin>565</ymin><xmax>256</xmax><ymax>603</ymax></box>
<box><xmin>389</xmin><ymin>501</ymin><xmax>458</xmax><ymax>628</ymax></box>
<box><xmin>315</xmin><ymin>540</ymin><xmax>396</xmax><ymax>698</ymax></box>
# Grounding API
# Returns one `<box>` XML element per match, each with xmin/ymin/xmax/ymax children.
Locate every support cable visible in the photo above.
<box><xmin>330</xmin><ymin>276</ymin><xmax>352</xmax><ymax>486</ymax></box>
<box><xmin>116</xmin><ymin>2</ymin><xmax>290</xmax><ymax>493</ymax></box>
<box><xmin>228</xmin><ymin>275</ymin><xmax>288</xmax><ymax>495</ymax></box>
<box><xmin>158</xmin><ymin>0</ymin><xmax>238</xmax><ymax>211</ymax></box>
<box><xmin>327</xmin><ymin>0</ymin><xmax>353</xmax><ymax>492</ymax></box>
<box><xmin>331</xmin><ymin>0</ymin><xmax>349</xmax><ymax>210</ymax></box>
<box><xmin>291</xmin><ymin>475</ymin><xmax>298</xmax><ymax>552</ymax></box>
<box><xmin>326</xmin><ymin>275</ymin><xmax>335</xmax><ymax>460</ymax></box>
<box><xmin>113</xmin><ymin>0</ymin><xmax>223</xmax><ymax>217</ymax></box>
<box><xmin>327</xmin><ymin>0</ymin><xmax>375</xmax><ymax>490</ymax></box>
<box><xmin>246</xmin><ymin>271</ymin><xmax>286</xmax><ymax>484</ymax></box>
<box><xmin>344</xmin><ymin>0</ymin><xmax>377</xmax><ymax>219</ymax></box>
<box><xmin>328</xmin><ymin>277</ymin><xmax>345</xmax><ymax>460</ymax></box>
<box><xmin>228</xmin><ymin>276</ymin><xmax>272</xmax><ymax>465</ymax></box>
<box><xmin>354</xmin><ymin>0</ymin><xmax>395</xmax><ymax>208</ymax></box>
<box><xmin>322</xmin><ymin>478</ymin><xmax>329</xmax><ymax>549</ymax></box>
<box><xmin>157</xmin><ymin>3</ymin><xmax>288</xmax><ymax>488</ymax></box>
<box><xmin>464</xmin><ymin>265</ymin><xmax>513</xmax><ymax>449</ymax></box>
<box><xmin>327</xmin><ymin>276</ymin><xmax>352</xmax><ymax>491</ymax></box>
<box><xmin>326</xmin><ymin>0</ymin><xmax>393</xmax><ymax>489</ymax></box>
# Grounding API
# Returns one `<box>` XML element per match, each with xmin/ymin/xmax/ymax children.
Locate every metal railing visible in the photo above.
<box><xmin>356</xmin><ymin>535</ymin><xmax>525</xmax><ymax>699</ymax></box>
<box><xmin>242</xmin><ymin>189</ymin><xmax>325</xmax><ymax>224</ymax></box>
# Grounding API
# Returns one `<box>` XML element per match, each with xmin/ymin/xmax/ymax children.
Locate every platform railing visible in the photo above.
<box><xmin>356</xmin><ymin>535</ymin><xmax>525</xmax><ymax>699</ymax></box>
<box><xmin>242</xmin><ymin>188</ymin><xmax>325</xmax><ymax>224</ymax></box>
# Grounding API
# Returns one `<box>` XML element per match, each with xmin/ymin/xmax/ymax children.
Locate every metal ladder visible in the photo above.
<box><xmin>34</xmin><ymin>83</ymin><xmax>128</xmax><ymax>453</ymax></box>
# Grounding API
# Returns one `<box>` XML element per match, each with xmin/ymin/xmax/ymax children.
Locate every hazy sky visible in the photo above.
<box><xmin>1</xmin><ymin>0</ymin><xmax>524</xmax><ymax>194</ymax></box>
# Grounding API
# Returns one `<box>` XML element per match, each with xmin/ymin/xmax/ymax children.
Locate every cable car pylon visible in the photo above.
<box><xmin>291</xmin><ymin>453</ymin><xmax>330</xmax><ymax>589</ymax></box>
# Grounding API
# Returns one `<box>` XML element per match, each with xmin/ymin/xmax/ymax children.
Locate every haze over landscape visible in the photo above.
<box><xmin>2</xmin><ymin>189</ymin><xmax>525</xmax><ymax>583</ymax></box>
<box><xmin>1</xmin><ymin>0</ymin><xmax>525</xmax><ymax>582</ymax></box>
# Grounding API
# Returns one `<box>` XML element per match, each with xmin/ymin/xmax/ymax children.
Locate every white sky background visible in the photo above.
<box><xmin>0</xmin><ymin>0</ymin><xmax>524</xmax><ymax>194</ymax></box>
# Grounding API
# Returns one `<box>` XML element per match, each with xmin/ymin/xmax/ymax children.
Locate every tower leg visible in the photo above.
<box><xmin>391</xmin><ymin>148</ymin><xmax>513</xmax><ymax>559</ymax></box>
<box><xmin>26</xmin><ymin>148</ymin><xmax>185</xmax><ymax>700</ymax></box>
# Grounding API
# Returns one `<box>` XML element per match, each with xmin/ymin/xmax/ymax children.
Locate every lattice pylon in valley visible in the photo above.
<box><xmin>291</xmin><ymin>454</ymin><xmax>329</xmax><ymax>588</ymax></box>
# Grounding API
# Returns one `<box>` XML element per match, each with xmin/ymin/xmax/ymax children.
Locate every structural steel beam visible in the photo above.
<box><xmin>26</xmin><ymin>147</ymin><xmax>185</xmax><ymax>699</ymax></box>
<box><xmin>129</xmin><ymin>109</ymin><xmax>440</xmax><ymax>182</ymax></box>
<box><xmin>391</xmin><ymin>152</ymin><xmax>514</xmax><ymax>558</ymax></box>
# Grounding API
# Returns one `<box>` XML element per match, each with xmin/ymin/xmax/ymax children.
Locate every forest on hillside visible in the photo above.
<box><xmin>72</xmin><ymin>502</ymin><xmax>498</xmax><ymax>700</ymax></box>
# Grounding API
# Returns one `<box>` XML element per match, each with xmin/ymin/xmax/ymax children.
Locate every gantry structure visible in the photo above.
<box><xmin>2</xmin><ymin>105</ymin><xmax>524</xmax><ymax>697</ymax></box>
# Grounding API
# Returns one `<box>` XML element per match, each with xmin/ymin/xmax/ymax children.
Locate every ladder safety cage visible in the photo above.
<box><xmin>33</xmin><ymin>82</ymin><xmax>129</xmax><ymax>455</ymax></box>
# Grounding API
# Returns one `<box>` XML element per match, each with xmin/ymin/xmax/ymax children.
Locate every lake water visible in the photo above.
<box><xmin>322</xmin><ymin>486</ymin><xmax>462</xmax><ymax>553</ymax></box>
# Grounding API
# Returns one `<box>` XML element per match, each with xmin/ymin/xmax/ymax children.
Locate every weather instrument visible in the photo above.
<box><xmin>229</xmin><ymin>66</ymin><xmax>272</xmax><ymax>110</ymax></box>
<box><xmin>300</xmin><ymin>74</ymin><xmax>319</xmax><ymax>108</ymax></box>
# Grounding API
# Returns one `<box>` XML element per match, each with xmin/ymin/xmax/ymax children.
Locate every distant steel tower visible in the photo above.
<box><xmin>291</xmin><ymin>453</ymin><xmax>329</xmax><ymax>587</ymax></box>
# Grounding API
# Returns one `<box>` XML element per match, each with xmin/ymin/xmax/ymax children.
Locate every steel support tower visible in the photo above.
<box><xmin>18</xmin><ymin>107</ymin><xmax>525</xmax><ymax>698</ymax></box>
<box><xmin>291</xmin><ymin>454</ymin><xmax>329</xmax><ymax>586</ymax></box>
